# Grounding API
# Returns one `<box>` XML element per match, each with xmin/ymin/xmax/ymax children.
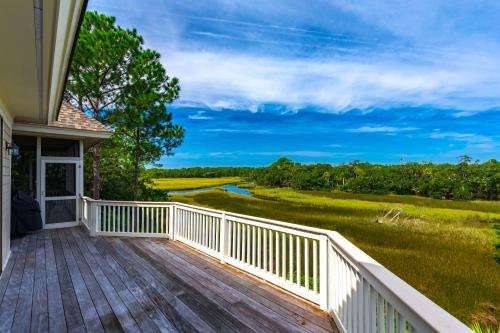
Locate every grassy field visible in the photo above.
<box><xmin>172</xmin><ymin>188</ymin><xmax>500</xmax><ymax>327</ymax></box>
<box><xmin>151</xmin><ymin>177</ymin><xmax>242</xmax><ymax>191</ymax></box>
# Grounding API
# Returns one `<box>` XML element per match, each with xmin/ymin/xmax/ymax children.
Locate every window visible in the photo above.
<box><xmin>41</xmin><ymin>138</ymin><xmax>79</xmax><ymax>157</ymax></box>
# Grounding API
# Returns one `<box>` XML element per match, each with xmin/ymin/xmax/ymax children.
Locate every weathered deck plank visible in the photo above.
<box><xmin>30</xmin><ymin>233</ymin><xmax>49</xmax><ymax>333</ymax></box>
<box><xmin>0</xmin><ymin>235</ymin><xmax>30</xmax><ymax>332</ymax></box>
<box><xmin>0</xmin><ymin>227</ymin><xmax>335</xmax><ymax>333</ymax></box>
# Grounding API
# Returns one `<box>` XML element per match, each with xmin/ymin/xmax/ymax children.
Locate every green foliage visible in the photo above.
<box><xmin>65</xmin><ymin>11</ymin><xmax>147</xmax><ymax>198</ymax></box>
<box><xmin>151</xmin><ymin>177</ymin><xmax>242</xmax><ymax>190</ymax></box>
<box><xmin>251</xmin><ymin>158</ymin><xmax>500</xmax><ymax>201</ymax></box>
<box><xmin>471</xmin><ymin>322</ymin><xmax>500</xmax><ymax>333</ymax></box>
<box><xmin>111</xmin><ymin>40</ymin><xmax>184</xmax><ymax>199</ymax></box>
<box><xmin>84</xmin><ymin>135</ymin><xmax>134</xmax><ymax>200</ymax></box>
<box><xmin>65</xmin><ymin>10</ymin><xmax>143</xmax><ymax>122</ymax></box>
<box><xmin>493</xmin><ymin>224</ymin><xmax>500</xmax><ymax>264</ymax></box>
<box><xmin>144</xmin><ymin>166</ymin><xmax>254</xmax><ymax>178</ymax></box>
<box><xmin>67</xmin><ymin>11</ymin><xmax>184</xmax><ymax>199</ymax></box>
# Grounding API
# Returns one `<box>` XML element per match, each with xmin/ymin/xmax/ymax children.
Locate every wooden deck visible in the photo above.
<box><xmin>0</xmin><ymin>227</ymin><xmax>335</xmax><ymax>332</ymax></box>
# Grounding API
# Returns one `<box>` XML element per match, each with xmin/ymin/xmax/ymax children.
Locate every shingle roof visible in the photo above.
<box><xmin>51</xmin><ymin>103</ymin><xmax>113</xmax><ymax>134</ymax></box>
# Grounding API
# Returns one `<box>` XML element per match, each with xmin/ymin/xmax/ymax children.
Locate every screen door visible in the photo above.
<box><xmin>41</xmin><ymin>159</ymin><xmax>80</xmax><ymax>228</ymax></box>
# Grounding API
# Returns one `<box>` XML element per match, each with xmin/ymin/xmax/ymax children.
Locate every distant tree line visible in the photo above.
<box><xmin>251</xmin><ymin>157</ymin><xmax>500</xmax><ymax>201</ymax></box>
<box><xmin>145</xmin><ymin>166</ymin><xmax>254</xmax><ymax>179</ymax></box>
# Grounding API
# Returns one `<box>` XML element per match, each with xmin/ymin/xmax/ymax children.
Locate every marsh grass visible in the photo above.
<box><xmin>172</xmin><ymin>189</ymin><xmax>500</xmax><ymax>326</ymax></box>
<box><xmin>302</xmin><ymin>190</ymin><xmax>500</xmax><ymax>213</ymax></box>
<box><xmin>151</xmin><ymin>177</ymin><xmax>242</xmax><ymax>191</ymax></box>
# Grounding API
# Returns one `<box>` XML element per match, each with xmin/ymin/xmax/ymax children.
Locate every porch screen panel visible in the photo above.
<box><xmin>45</xmin><ymin>163</ymin><xmax>76</xmax><ymax>197</ymax></box>
<box><xmin>41</xmin><ymin>138</ymin><xmax>79</xmax><ymax>157</ymax></box>
<box><xmin>45</xmin><ymin>200</ymin><xmax>76</xmax><ymax>224</ymax></box>
<box><xmin>44</xmin><ymin>162</ymin><xmax>77</xmax><ymax>224</ymax></box>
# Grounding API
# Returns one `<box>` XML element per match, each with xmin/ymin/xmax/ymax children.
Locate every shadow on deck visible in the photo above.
<box><xmin>0</xmin><ymin>227</ymin><xmax>336</xmax><ymax>332</ymax></box>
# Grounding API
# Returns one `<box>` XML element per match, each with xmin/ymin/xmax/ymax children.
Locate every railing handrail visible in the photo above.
<box><xmin>327</xmin><ymin>231</ymin><xmax>470</xmax><ymax>332</ymax></box>
<box><xmin>174</xmin><ymin>201</ymin><xmax>332</xmax><ymax>236</ymax></box>
<box><xmin>81</xmin><ymin>196</ymin><xmax>175</xmax><ymax>206</ymax></box>
<box><xmin>80</xmin><ymin>197</ymin><xmax>471</xmax><ymax>332</ymax></box>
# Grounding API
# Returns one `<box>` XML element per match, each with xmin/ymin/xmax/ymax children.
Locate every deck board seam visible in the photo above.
<box><xmin>75</xmin><ymin>228</ymin><xmax>178</xmax><ymax>332</ymax></box>
<box><xmin>55</xmin><ymin>229</ymin><xmax>105</xmax><ymax>333</ymax></box>
<box><xmin>60</xmin><ymin>228</ymin><xmax>130</xmax><ymax>333</ymax></box>
<box><xmin>67</xmin><ymin>228</ymin><xmax>160</xmax><ymax>333</ymax></box>
<box><xmin>132</xmin><ymin>238</ymin><xmax>317</xmax><ymax>333</ymax></box>
<box><xmin>160</xmin><ymin>239</ymin><xmax>333</xmax><ymax>331</ymax></box>
<box><xmin>106</xmin><ymin>237</ymin><xmax>219</xmax><ymax>333</ymax></box>
<box><xmin>92</xmin><ymin>236</ymin><xmax>208</xmax><ymax>332</ymax></box>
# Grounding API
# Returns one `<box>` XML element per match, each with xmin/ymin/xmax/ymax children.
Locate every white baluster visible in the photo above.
<box><xmin>257</xmin><ymin>227</ymin><xmax>261</xmax><ymax>269</ymax></box>
<box><xmin>319</xmin><ymin>235</ymin><xmax>328</xmax><ymax>311</ymax></box>
<box><xmin>305</xmin><ymin>238</ymin><xmax>309</xmax><ymax>290</ymax></box>
<box><xmin>263</xmin><ymin>228</ymin><xmax>267</xmax><ymax>272</ymax></box>
<box><xmin>296</xmin><ymin>236</ymin><xmax>301</xmax><ymax>286</ymax></box>
<box><xmin>269</xmin><ymin>230</ymin><xmax>273</xmax><ymax>275</ymax></box>
<box><xmin>313</xmin><ymin>240</ymin><xmax>318</xmax><ymax>293</ymax></box>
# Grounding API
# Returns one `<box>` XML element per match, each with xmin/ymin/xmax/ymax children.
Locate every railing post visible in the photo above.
<box><xmin>220</xmin><ymin>213</ymin><xmax>227</xmax><ymax>264</ymax></box>
<box><xmin>91</xmin><ymin>202</ymin><xmax>99</xmax><ymax>237</ymax></box>
<box><xmin>319</xmin><ymin>235</ymin><xmax>329</xmax><ymax>311</ymax></box>
<box><xmin>169</xmin><ymin>204</ymin><xmax>176</xmax><ymax>240</ymax></box>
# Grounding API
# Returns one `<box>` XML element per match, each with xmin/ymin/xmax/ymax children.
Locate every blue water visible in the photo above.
<box><xmin>220</xmin><ymin>184</ymin><xmax>253</xmax><ymax>196</ymax></box>
<box><xmin>168</xmin><ymin>184</ymin><xmax>253</xmax><ymax>197</ymax></box>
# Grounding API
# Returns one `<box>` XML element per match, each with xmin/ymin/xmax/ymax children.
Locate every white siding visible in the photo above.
<box><xmin>1</xmin><ymin>121</ymin><xmax>11</xmax><ymax>270</ymax></box>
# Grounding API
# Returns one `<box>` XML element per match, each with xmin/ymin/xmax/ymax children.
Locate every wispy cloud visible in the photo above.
<box><xmin>429</xmin><ymin>131</ymin><xmax>499</xmax><ymax>154</ymax></box>
<box><xmin>188</xmin><ymin>111</ymin><xmax>213</xmax><ymax>120</ymax></box>
<box><xmin>250</xmin><ymin>151</ymin><xmax>361</xmax><ymax>157</ymax></box>
<box><xmin>429</xmin><ymin>131</ymin><xmax>493</xmax><ymax>143</ymax></box>
<box><xmin>92</xmin><ymin>0</ymin><xmax>500</xmax><ymax>115</ymax></box>
<box><xmin>204</xmin><ymin>128</ymin><xmax>271</xmax><ymax>134</ymax></box>
<box><xmin>348</xmin><ymin>126</ymin><xmax>419</xmax><ymax>133</ymax></box>
<box><xmin>162</xmin><ymin>49</ymin><xmax>500</xmax><ymax>114</ymax></box>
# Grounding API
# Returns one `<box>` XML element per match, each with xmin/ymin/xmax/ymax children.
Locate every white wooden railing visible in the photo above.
<box><xmin>80</xmin><ymin>196</ymin><xmax>471</xmax><ymax>333</ymax></box>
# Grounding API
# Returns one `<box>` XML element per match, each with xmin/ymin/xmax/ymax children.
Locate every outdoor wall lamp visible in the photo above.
<box><xmin>5</xmin><ymin>141</ymin><xmax>19</xmax><ymax>156</ymax></box>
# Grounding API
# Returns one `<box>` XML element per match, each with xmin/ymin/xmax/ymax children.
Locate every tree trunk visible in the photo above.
<box><xmin>91</xmin><ymin>100</ymin><xmax>101</xmax><ymax>199</ymax></box>
<box><xmin>133</xmin><ymin>151</ymin><xmax>140</xmax><ymax>201</ymax></box>
<box><xmin>133</xmin><ymin>129</ymin><xmax>141</xmax><ymax>201</ymax></box>
<box><xmin>92</xmin><ymin>143</ymin><xmax>101</xmax><ymax>199</ymax></box>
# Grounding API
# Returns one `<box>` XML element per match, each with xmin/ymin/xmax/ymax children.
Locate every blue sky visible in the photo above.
<box><xmin>89</xmin><ymin>0</ymin><xmax>500</xmax><ymax>167</ymax></box>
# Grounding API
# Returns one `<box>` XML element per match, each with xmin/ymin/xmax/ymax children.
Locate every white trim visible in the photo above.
<box><xmin>47</xmin><ymin>0</ymin><xmax>86</xmax><ymax>123</ymax></box>
<box><xmin>13</xmin><ymin>123</ymin><xmax>112</xmax><ymax>139</ymax></box>
<box><xmin>2</xmin><ymin>250</ymin><xmax>11</xmax><ymax>272</ymax></box>
<box><xmin>0</xmin><ymin>98</ymin><xmax>14</xmax><ymax>126</ymax></box>
<box><xmin>40</xmin><ymin>156</ymin><xmax>81</xmax><ymax>162</ymax></box>
<box><xmin>45</xmin><ymin>195</ymin><xmax>77</xmax><ymax>201</ymax></box>
<box><xmin>36</xmin><ymin>136</ymin><xmax>41</xmax><ymax>204</ymax></box>
<box><xmin>43</xmin><ymin>221</ymin><xmax>80</xmax><ymax>229</ymax></box>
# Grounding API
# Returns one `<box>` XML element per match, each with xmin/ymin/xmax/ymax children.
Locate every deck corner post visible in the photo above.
<box><xmin>169</xmin><ymin>204</ymin><xmax>176</xmax><ymax>240</ymax></box>
<box><xmin>91</xmin><ymin>202</ymin><xmax>98</xmax><ymax>237</ymax></box>
<box><xmin>319</xmin><ymin>235</ymin><xmax>329</xmax><ymax>311</ymax></box>
<box><xmin>220</xmin><ymin>213</ymin><xmax>227</xmax><ymax>264</ymax></box>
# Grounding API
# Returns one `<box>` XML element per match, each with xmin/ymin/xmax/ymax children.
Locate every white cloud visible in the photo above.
<box><xmin>249</xmin><ymin>151</ymin><xmax>361</xmax><ymax>157</ymax></box>
<box><xmin>161</xmin><ymin>49</ymin><xmax>500</xmax><ymax>114</ymax></box>
<box><xmin>204</xmin><ymin>128</ymin><xmax>271</xmax><ymax>134</ymax></box>
<box><xmin>188</xmin><ymin>111</ymin><xmax>213</xmax><ymax>120</ymax></box>
<box><xmin>428</xmin><ymin>131</ymin><xmax>493</xmax><ymax>143</ymax></box>
<box><xmin>348</xmin><ymin>126</ymin><xmax>419</xmax><ymax>133</ymax></box>
<box><xmin>429</xmin><ymin>131</ymin><xmax>499</xmax><ymax>154</ymax></box>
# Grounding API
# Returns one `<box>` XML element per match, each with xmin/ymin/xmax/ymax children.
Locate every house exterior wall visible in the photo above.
<box><xmin>1</xmin><ymin>107</ymin><xmax>12</xmax><ymax>271</ymax></box>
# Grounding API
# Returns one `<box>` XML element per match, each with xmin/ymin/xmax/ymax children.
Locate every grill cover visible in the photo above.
<box><xmin>11</xmin><ymin>190</ymin><xmax>42</xmax><ymax>235</ymax></box>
